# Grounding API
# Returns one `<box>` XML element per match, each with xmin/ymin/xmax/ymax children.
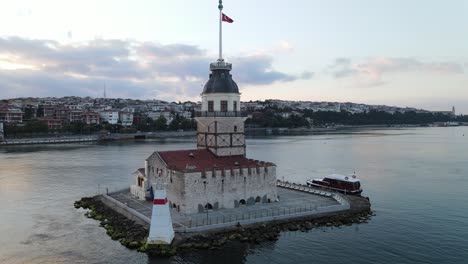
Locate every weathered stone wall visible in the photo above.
<box><xmin>166</xmin><ymin>170</ymin><xmax>186</xmax><ymax>212</ymax></box>
<box><xmin>182</xmin><ymin>165</ymin><xmax>278</xmax><ymax>214</ymax></box>
<box><xmin>146</xmin><ymin>153</ymin><xmax>186</xmax><ymax>210</ymax></box>
<box><xmin>146</xmin><ymin>152</ymin><xmax>278</xmax><ymax>214</ymax></box>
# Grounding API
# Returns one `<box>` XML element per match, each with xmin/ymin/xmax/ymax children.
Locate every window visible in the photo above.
<box><xmin>233</xmin><ymin>101</ymin><xmax>238</xmax><ymax>111</ymax></box>
<box><xmin>234</xmin><ymin>126</ymin><xmax>237</xmax><ymax>132</ymax></box>
<box><xmin>208</xmin><ymin>101</ymin><xmax>214</xmax><ymax>112</ymax></box>
<box><xmin>137</xmin><ymin>177</ymin><xmax>143</xmax><ymax>187</ymax></box>
<box><xmin>220</xmin><ymin>100</ymin><xmax>228</xmax><ymax>112</ymax></box>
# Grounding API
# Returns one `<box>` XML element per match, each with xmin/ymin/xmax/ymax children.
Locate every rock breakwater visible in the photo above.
<box><xmin>75</xmin><ymin>195</ymin><xmax>372</xmax><ymax>257</ymax></box>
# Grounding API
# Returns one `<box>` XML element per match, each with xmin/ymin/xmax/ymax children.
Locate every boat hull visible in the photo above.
<box><xmin>306</xmin><ymin>181</ymin><xmax>363</xmax><ymax>195</ymax></box>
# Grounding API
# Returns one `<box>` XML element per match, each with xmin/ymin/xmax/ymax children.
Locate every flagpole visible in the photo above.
<box><xmin>218</xmin><ymin>0</ymin><xmax>223</xmax><ymax>61</ymax></box>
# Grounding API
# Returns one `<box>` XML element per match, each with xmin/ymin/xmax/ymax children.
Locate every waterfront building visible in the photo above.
<box><xmin>54</xmin><ymin>108</ymin><xmax>71</xmax><ymax>122</ymax></box>
<box><xmin>0</xmin><ymin>107</ymin><xmax>23</xmax><ymax>123</ymax></box>
<box><xmin>432</xmin><ymin>106</ymin><xmax>456</xmax><ymax>117</ymax></box>
<box><xmin>131</xmin><ymin>0</ymin><xmax>278</xmax><ymax>214</ymax></box>
<box><xmin>99</xmin><ymin>110</ymin><xmax>119</xmax><ymax>125</ymax></box>
<box><xmin>119</xmin><ymin>112</ymin><xmax>134</xmax><ymax>127</ymax></box>
<box><xmin>64</xmin><ymin>104</ymin><xmax>83</xmax><ymax>110</ymax></box>
<box><xmin>121</xmin><ymin>107</ymin><xmax>135</xmax><ymax>113</ymax></box>
<box><xmin>147</xmin><ymin>110</ymin><xmax>172</xmax><ymax>122</ymax></box>
<box><xmin>81</xmin><ymin>112</ymin><xmax>100</xmax><ymax>125</ymax></box>
<box><xmin>68</xmin><ymin>110</ymin><xmax>84</xmax><ymax>123</ymax></box>
<box><xmin>42</xmin><ymin>105</ymin><xmax>57</xmax><ymax>118</ymax></box>
<box><xmin>39</xmin><ymin>118</ymin><xmax>63</xmax><ymax>130</ymax></box>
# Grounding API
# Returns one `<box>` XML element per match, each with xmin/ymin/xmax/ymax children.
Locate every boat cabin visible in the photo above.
<box><xmin>307</xmin><ymin>173</ymin><xmax>362</xmax><ymax>195</ymax></box>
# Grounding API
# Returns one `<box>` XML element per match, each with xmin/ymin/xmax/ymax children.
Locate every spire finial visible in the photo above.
<box><xmin>218</xmin><ymin>0</ymin><xmax>224</xmax><ymax>61</ymax></box>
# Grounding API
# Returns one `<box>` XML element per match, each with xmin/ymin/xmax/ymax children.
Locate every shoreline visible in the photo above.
<box><xmin>74</xmin><ymin>193</ymin><xmax>372</xmax><ymax>257</ymax></box>
<box><xmin>0</xmin><ymin>131</ymin><xmax>196</xmax><ymax>146</ymax></box>
<box><xmin>3</xmin><ymin>125</ymin><xmax>464</xmax><ymax>146</ymax></box>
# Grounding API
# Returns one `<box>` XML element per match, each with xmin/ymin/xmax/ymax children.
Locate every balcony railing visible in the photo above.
<box><xmin>210</xmin><ymin>61</ymin><xmax>232</xmax><ymax>71</ymax></box>
<box><xmin>195</xmin><ymin>111</ymin><xmax>247</xmax><ymax>117</ymax></box>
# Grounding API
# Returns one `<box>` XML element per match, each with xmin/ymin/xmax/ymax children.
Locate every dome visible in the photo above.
<box><xmin>202</xmin><ymin>68</ymin><xmax>239</xmax><ymax>94</ymax></box>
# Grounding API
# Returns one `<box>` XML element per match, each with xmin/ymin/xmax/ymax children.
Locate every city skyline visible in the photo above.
<box><xmin>0</xmin><ymin>0</ymin><xmax>467</xmax><ymax>113</ymax></box>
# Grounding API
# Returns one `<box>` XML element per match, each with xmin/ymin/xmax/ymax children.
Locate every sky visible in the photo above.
<box><xmin>0</xmin><ymin>0</ymin><xmax>467</xmax><ymax>113</ymax></box>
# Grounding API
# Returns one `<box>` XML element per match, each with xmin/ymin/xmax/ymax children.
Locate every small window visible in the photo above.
<box><xmin>220</xmin><ymin>101</ymin><xmax>228</xmax><ymax>112</ymax></box>
<box><xmin>234</xmin><ymin>126</ymin><xmax>237</xmax><ymax>132</ymax></box>
<box><xmin>208</xmin><ymin>101</ymin><xmax>214</xmax><ymax>112</ymax></box>
<box><xmin>233</xmin><ymin>101</ymin><xmax>238</xmax><ymax>111</ymax></box>
<box><xmin>137</xmin><ymin>177</ymin><xmax>143</xmax><ymax>187</ymax></box>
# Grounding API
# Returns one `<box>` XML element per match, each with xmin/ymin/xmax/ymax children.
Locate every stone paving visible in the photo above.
<box><xmin>109</xmin><ymin>187</ymin><xmax>339</xmax><ymax>230</ymax></box>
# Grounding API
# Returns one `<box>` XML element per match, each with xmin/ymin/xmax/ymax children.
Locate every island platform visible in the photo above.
<box><xmin>75</xmin><ymin>181</ymin><xmax>372</xmax><ymax>256</ymax></box>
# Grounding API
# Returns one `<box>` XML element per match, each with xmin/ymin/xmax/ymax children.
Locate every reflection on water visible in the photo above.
<box><xmin>1</xmin><ymin>127</ymin><xmax>468</xmax><ymax>264</ymax></box>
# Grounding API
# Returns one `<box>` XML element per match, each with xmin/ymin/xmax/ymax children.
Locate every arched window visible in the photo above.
<box><xmin>239</xmin><ymin>199</ymin><xmax>246</xmax><ymax>206</ymax></box>
<box><xmin>204</xmin><ymin>203</ymin><xmax>213</xmax><ymax>210</ymax></box>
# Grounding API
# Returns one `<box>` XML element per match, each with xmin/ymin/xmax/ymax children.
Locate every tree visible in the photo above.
<box><xmin>23</xmin><ymin>107</ymin><xmax>36</xmax><ymax>120</ymax></box>
<box><xmin>36</xmin><ymin>105</ymin><xmax>44</xmax><ymax>118</ymax></box>
<box><xmin>154</xmin><ymin>116</ymin><xmax>167</xmax><ymax>131</ymax></box>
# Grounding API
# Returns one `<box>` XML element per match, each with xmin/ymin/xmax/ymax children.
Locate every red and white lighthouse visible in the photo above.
<box><xmin>147</xmin><ymin>187</ymin><xmax>174</xmax><ymax>244</ymax></box>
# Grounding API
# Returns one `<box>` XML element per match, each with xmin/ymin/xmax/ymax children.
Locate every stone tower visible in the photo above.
<box><xmin>195</xmin><ymin>61</ymin><xmax>247</xmax><ymax>156</ymax></box>
<box><xmin>194</xmin><ymin>0</ymin><xmax>246</xmax><ymax>157</ymax></box>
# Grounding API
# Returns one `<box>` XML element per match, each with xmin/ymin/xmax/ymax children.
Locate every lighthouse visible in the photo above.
<box><xmin>147</xmin><ymin>185</ymin><xmax>175</xmax><ymax>244</ymax></box>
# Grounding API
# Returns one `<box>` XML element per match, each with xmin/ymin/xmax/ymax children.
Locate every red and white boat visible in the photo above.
<box><xmin>306</xmin><ymin>173</ymin><xmax>362</xmax><ymax>195</ymax></box>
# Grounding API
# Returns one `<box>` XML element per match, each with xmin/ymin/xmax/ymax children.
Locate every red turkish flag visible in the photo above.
<box><xmin>222</xmin><ymin>13</ymin><xmax>234</xmax><ymax>23</ymax></box>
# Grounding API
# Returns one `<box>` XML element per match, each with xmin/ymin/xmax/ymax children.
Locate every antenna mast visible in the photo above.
<box><xmin>218</xmin><ymin>0</ymin><xmax>223</xmax><ymax>61</ymax></box>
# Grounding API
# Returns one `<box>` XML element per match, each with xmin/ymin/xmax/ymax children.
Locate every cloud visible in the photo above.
<box><xmin>300</xmin><ymin>71</ymin><xmax>314</xmax><ymax>79</ymax></box>
<box><xmin>232</xmin><ymin>55</ymin><xmax>303</xmax><ymax>85</ymax></box>
<box><xmin>0</xmin><ymin>36</ymin><xmax>310</xmax><ymax>100</ymax></box>
<box><xmin>329</xmin><ymin>57</ymin><xmax>355</xmax><ymax>78</ymax></box>
<box><xmin>273</xmin><ymin>41</ymin><xmax>294</xmax><ymax>53</ymax></box>
<box><xmin>328</xmin><ymin>57</ymin><xmax>464</xmax><ymax>86</ymax></box>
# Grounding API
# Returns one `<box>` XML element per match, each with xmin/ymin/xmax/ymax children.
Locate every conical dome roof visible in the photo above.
<box><xmin>202</xmin><ymin>62</ymin><xmax>239</xmax><ymax>94</ymax></box>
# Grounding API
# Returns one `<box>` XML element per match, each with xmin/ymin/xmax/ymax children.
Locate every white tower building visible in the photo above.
<box><xmin>195</xmin><ymin>0</ymin><xmax>246</xmax><ymax>157</ymax></box>
<box><xmin>195</xmin><ymin>61</ymin><xmax>247</xmax><ymax>157</ymax></box>
<box><xmin>147</xmin><ymin>186</ymin><xmax>175</xmax><ymax>245</ymax></box>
